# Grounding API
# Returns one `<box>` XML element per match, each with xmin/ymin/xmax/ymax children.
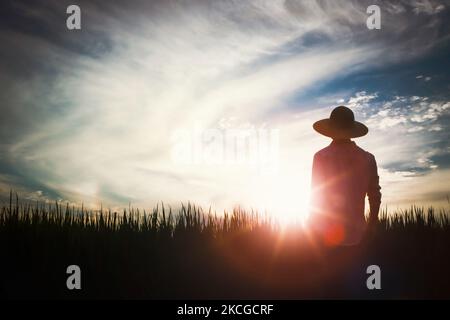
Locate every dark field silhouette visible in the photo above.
<box><xmin>1</xmin><ymin>194</ymin><xmax>449</xmax><ymax>299</ymax></box>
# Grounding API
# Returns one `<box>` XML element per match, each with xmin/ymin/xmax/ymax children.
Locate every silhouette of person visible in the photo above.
<box><xmin>308</xmin><ymin>106</ymin><xmax>381</xmax><ymax>246</ymax></box>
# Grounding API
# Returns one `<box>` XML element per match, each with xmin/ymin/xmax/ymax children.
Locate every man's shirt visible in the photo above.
<box><xmin>309</xmin><ymin>140</ymin><xmax>381</xmax><ymax>246</ymax></box>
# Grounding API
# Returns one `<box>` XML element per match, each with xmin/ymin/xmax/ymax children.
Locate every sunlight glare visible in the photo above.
<box><xmin>251</xmin><ymin>171</ymin><xmax>311</xmax><ymax>227</ymax></box>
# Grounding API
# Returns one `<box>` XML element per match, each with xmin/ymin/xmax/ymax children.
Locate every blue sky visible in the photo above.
<box><xmin>0</xmin><ymin>0</ymin><xmax>449</xmax><ymax>220</ymax></box>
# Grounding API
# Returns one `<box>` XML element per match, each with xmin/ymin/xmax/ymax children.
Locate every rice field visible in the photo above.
<box><xmin>1</xmin><ymin>192</ymin><xmax>449</xmax><ymax>299</ymax></box>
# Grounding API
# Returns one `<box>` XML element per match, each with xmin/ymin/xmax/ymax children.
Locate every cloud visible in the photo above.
<box><xmin>410</xmin><ymin>0</ymin><xmax>446</xmax><ymax>15</ymax></box>
<box><xmin>415</xmin><ymin>75</ymin><xmax>433</xmax><ymax>82</ymax></box>
<box><xmin>355</xmin><ymin>93</ymin><xmax>449</xmax><ymax>201</ymax></box>
<box><xmin>364</xmin><ymin>95</ymin><xmax>449</xmax><ymax>130</ymax></box>
<box><xmin>385</xmin><ymin>3</ymin><xmax>407</xmax><ymax>15</ymax></box>
<box><xmin>347</xmin><ymin>91</ymin><xmax>378</xmax><ymax>108</ymax></box>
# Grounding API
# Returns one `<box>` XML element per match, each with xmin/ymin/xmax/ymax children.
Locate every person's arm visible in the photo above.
<box><xmin>367</xmin><ymin>154</ymin><xmax>381</xmax><ymax>224</ymax></box>
<box><xmin>310</xmin><ymin>153</ymin><xmax>324</xmax><ymax>216</ymax></box>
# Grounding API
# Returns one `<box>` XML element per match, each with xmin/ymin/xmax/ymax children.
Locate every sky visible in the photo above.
<box><xmin>0</xmin><ymin>0</ymin><xmax>449</xmax><ymax>222</ymax></box>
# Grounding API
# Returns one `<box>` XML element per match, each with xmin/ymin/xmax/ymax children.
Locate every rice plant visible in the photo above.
<box><xmin>1</xmin><ymin>192</ymin><xmax>449</xmax><ymax>299</ymax></box>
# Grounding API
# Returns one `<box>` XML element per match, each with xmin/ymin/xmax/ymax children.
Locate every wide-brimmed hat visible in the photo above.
<box><xmin>313</xmin><ymin>106</ymin><xmax>368</xmax><ymax>139</ymax></box>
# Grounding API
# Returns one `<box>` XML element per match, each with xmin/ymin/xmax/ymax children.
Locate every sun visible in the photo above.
<box><xmin>250</xmin><ymin>171</ymin><xmax>311</xmax><ymax>227</ymax></box>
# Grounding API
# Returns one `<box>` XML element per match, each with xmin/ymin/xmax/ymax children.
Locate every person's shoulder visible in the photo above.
<box><xmin>355</xmin><ymin>144</ymin><xmax>376</xmax><ymax>161</ymax></box>
<box><xmin>314</xmin><ymin>145</ymin><xmax>332</xmax><ymax>159</ymax></box>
